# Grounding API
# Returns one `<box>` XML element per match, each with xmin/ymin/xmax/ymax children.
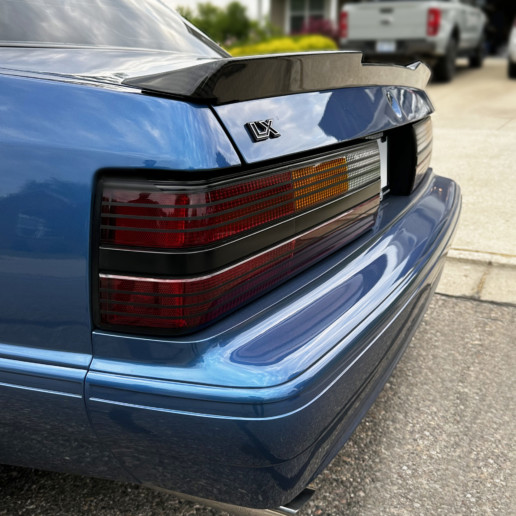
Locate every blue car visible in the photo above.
<box><xmin>0</xmin><ymin>1</ymin><xmax>460</xmax><ymax>514</ymax></box>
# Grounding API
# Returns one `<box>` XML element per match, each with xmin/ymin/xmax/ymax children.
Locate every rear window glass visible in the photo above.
<box><xmin>0</xmin><ymin>0</ymin><xmax>227</xmax><ymax>57</ymax></box>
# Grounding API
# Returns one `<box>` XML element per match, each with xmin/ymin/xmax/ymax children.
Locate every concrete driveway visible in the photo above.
<box><xmin>430</xmin><ymin>58</ymin><xmax>516</xmax><ymax>305</ymax></box>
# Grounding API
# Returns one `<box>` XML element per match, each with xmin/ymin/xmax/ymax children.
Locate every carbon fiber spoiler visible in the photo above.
<box><xmin>122</xmin><ymin>51</ymin><xmax>431</xmax><ymax>105</ymax></box>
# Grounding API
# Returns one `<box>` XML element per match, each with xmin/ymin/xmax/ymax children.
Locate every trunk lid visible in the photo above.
<box><xmin>121</xmin><ymin>51</ymin><xmax>432</xmax><ymax>163</ymax></box>
<box><xmin>0</xmin><ymin>47</ymin><xmax>218</xmax><ymax>87</ymax></box>
<box><xmin>0</xmin><ymin>48</ymin><xmax>431</xmax><ymax>164</ymax></box>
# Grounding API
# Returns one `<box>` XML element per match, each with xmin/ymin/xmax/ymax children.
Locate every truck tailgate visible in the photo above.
<box><xmin>348</xmin><ymin>2</ymin><xmax>428</xmax><ymax>40</ymax></box>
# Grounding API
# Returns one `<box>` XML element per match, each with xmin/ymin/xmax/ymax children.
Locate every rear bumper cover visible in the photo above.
<box><xmin>86</xmin><ymin>172</ymin><xmax>461</xmax><ymax>508</ymax></box>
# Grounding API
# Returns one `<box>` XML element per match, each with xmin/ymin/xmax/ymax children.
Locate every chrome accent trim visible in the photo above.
<box><xmin>150</xmin><ymin>487</ymin><xmax>316</xmax><ymax>515</ymax></box>
<box><xmin>271</xmin><ymin>488</ymin><xmax>316</xmax><ymax>515</ymax></box>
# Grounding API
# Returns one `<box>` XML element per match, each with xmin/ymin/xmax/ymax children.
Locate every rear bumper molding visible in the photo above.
<box><xmin>85</xmin><ymin>172</ymin><xmax>461</xmax><ymax>508</ymax></box>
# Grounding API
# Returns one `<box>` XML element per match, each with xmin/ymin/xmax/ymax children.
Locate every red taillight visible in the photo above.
<box><xmin>99</xmin><ymin>196</ymin><xmax>379</xmax><ymax>332</ymax></box>
<box><xmin>340</xmin><ymin>11</ymin><xmax>348</xmax><ymax>39</ymax></box>
<box><xmin>101</xmin><ymin>172</ymin><xmax>295</xmax><ymax>249</ymax></box>
<box><xmin>101</xmin><ymin>157</ymin><xmax>355</xmax><ymax>249</ymax></box>
<box><xmin>97</xmin><ymin>141</ymin><xmax>382</xmax><ymax>334</ymax></box>
<box><xmin>427</xmin><ymin>8</ymin><xmax>441</xmax><ymax>37</ymax></box>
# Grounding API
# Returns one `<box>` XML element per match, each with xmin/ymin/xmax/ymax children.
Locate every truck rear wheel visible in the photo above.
<box><xmin>509</xmin><ymin>61</ymin><xmax>516</xmax><ymax>79</ymax></box>
<box><xmin>469</xmin><ymin>36</ymin><xmax>485</xmax><ymax>68</ymax></box>
<box><xmin>434</xmin><ymin>38</ymin><xmax>457</xmax><ymax>83</ymax></box>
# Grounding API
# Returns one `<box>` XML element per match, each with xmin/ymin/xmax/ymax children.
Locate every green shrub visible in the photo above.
<box><xmin>177</xmin><ymin>2</ymin><xmax>251</xmax><ymax>45</ymax></box>
<box><xmin>229</xmin><ymin>35</ymin><xmax>337</xmax><ymax>57</ymax></box>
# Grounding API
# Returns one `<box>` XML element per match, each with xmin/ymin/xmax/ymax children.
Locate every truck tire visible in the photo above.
<box><xmin>469</xmin><ymin>36</ymin><xmax>484</xmax><ymax>68</ymax></box>
<box><xmin>434</xmin><ymin>38</ymin><xmax>457</xmax><ymax>83</ymax></box>
<box><xmin>509</xmin><ymin>61</ymin><xmax>516</xmax><ymax>79</ymax></box>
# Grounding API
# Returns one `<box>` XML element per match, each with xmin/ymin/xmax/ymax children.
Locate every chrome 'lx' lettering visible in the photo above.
<box><xmin>246</xmin><ymin>120</ymin><xmax>281</xmax><ymax>142</ymax></box>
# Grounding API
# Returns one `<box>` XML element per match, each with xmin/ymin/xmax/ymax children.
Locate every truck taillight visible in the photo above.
<box><xmin>427</xmin><ymin>8</ymin><xmax>441</xmax><ymax>36</ymax></box>
<box><xmin>340</xmin><ymin>11</ymin><xmax>348</xmax><ymax>39</ymax></box>
<box><xmin>95</xmin><ymin>142</ymin><xmax>382</xmax><ymax>334</ymax></box>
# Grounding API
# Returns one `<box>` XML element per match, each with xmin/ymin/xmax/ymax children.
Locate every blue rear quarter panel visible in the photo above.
<box><xmin>0</xmin><ymin>72</ymin><xmax>239</xmax><ymax>476</ymax></box>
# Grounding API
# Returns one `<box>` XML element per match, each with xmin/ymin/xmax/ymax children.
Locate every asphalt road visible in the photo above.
<box><xmin>1</xmin><ymin>296</ymin><xmax>514</xmax><ymax>515</ymax></box>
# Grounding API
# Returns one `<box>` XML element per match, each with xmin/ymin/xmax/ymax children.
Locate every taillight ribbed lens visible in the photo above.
<box><xmin>414</xmin><ymin>118</ymin><xmax>433</xmax><ymax>190</ymax></box>
<box><xmin>99</xmin><ymin>196</ymin><xmax>379</xmax><ymax>331</ymax></box>
<box><xmin>97</xmin><ymin>141</ymin><xmax>382</xmax><ymax>334</ymax></box>
<box><xmin>101</xmin><ymin>173</ymin><xmax>294</xmax><ymax>249</ymax></box>
<box><xmin>100</xmin><ymin>143</ymin><xmax>379</xmax><ymax>250</ymax></box>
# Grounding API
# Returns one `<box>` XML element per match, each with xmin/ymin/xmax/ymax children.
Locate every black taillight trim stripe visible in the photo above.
<box><xmin>98</xmin><ymin>201</ymin><xmax>377</xmax><ymax>304</ymax></box>
<box><xmin>98</xmin><ymin>215</ymin><xmax>376</xmax><ymax>319</ymax></box>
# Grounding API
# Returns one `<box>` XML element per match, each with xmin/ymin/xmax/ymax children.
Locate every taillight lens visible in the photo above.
<box><xmin>414</xmin><ymin>118</ymin><xmax>433</xmax><ymax>190</ymax></box>
<box><xmin>97</xmin><ymin>141</ymin><xmax>382</xmax><ymax>334</ymax></box>
<box><xmin>101</xmin><ymin>173</ymin><xmax>294</xmax><ymax>249</ymax></box>
<box><xmin>99</xmin><ymin>196</ymin><xmax>379</xmax><ymax>332</ymax></box>
<box><xmin>340</xmin><ymin>11</ymin><xmax>348</xmax><ymax>39</ymax></box>
<box><xmin>387</xmin><ymin>117</ymin><xmax>433</xmax><ymax>196</ymax></box>
<box><xmin>101</xmin><ymin>146</ymin><xmax>378</xmax><ymax>250</ymax></box>
<box><xmin>427</xmin><ymin>8</ymin><xmax>441</xmax><ymax>37</ymax></box>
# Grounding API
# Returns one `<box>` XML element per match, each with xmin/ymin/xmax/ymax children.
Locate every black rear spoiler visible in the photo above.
<box><xmin>122</xmin><ymin>51</ymin><xmax>431</xmax><ymax>105</ymax></box>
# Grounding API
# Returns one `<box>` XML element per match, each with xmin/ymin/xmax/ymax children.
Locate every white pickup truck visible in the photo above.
<box><xmin>339</xmin><ymin>0</ymin><xmax>487</xmax><ymax>82</ymax></box>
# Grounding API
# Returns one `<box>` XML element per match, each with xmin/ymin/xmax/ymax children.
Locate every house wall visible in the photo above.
<box><xmin>270</xmin><ymin>0</ymin><xmax>286</xmax><ymax>32</ymax></box>
<box><xmin>270</xmin><ymin>0</ymin><xmax>348</xmax><ymax>34</ymax></box>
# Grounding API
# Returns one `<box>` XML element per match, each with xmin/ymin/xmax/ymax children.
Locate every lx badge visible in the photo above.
<box><xmin>245</xmin><ymin>120</ymin><xmax>281</xmax><ymax>142</ymax></box>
